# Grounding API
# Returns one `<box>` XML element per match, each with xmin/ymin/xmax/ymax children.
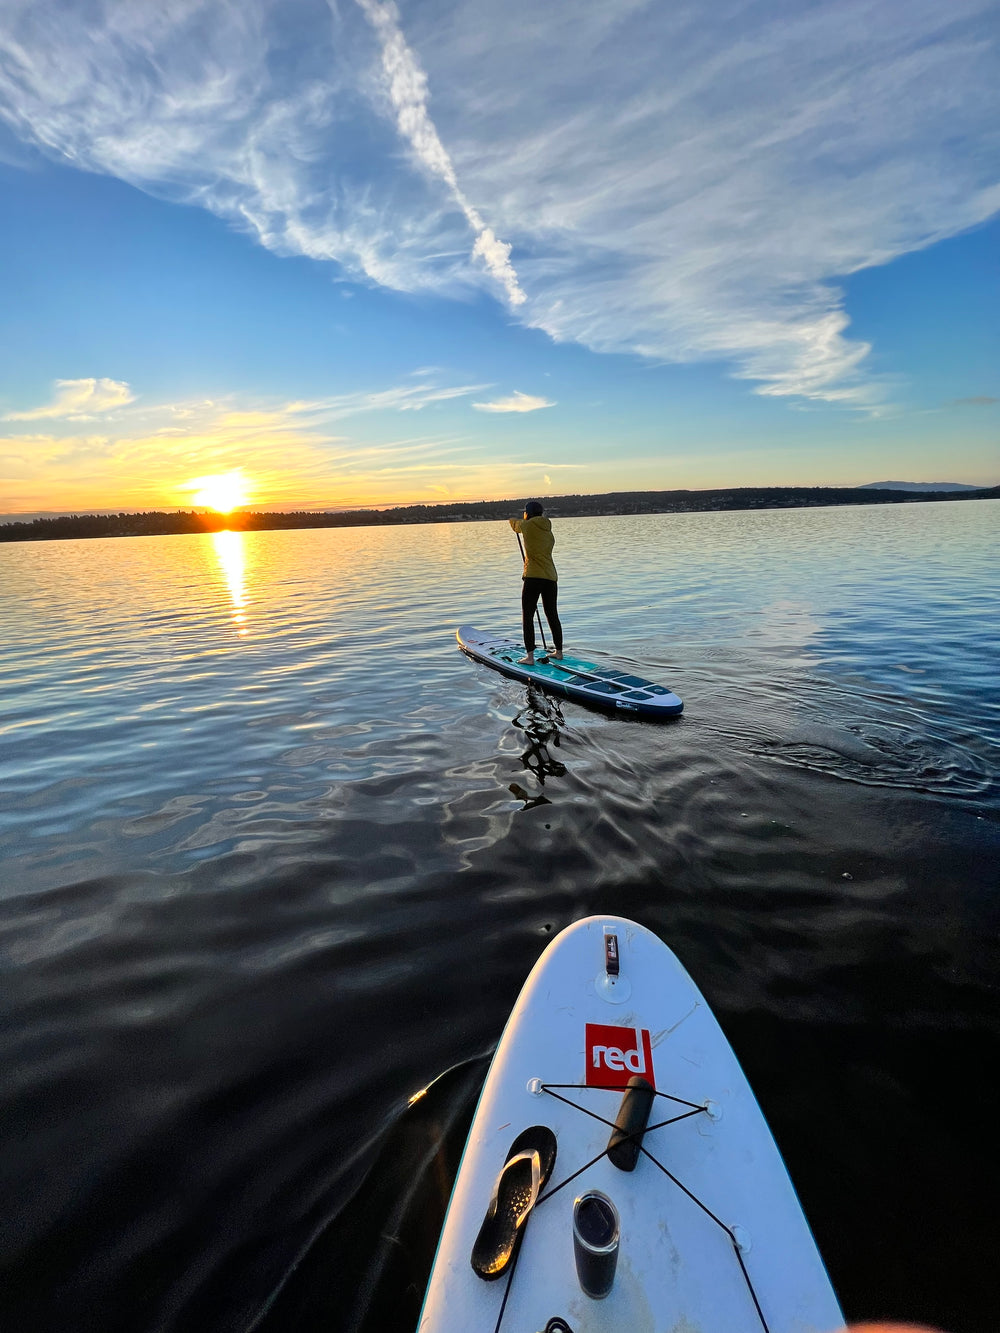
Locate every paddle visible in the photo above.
<box><xmin>514</xmin><ymin>527</ymin><xmax>549</xmax><ymax>653</ymax></box>
<box><xmin>528</xmin><ymin>657</ymin><xmax>630</xmax><ymax>687</ymax></box>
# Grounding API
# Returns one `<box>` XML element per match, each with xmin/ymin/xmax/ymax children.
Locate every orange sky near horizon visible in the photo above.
<box><xmin>2</xmin><ymin>381</ymin><xmax>997</xmax><ymax>519</ymax></box>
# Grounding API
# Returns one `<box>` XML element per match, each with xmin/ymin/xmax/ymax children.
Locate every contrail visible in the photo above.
<box><xmin>355</xmin><ymin>0</ymin><xmax>526</xmax><ymax>307</ymax></box>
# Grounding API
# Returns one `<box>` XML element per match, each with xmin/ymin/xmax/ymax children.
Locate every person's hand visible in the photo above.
<box><xmin>842</xmin><ymin>1324</ymin><xmax>946</xmax><ymax>1332</ymax></box>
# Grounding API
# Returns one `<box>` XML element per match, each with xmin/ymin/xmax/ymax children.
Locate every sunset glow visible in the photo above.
<box><xmin>212</xmin><ymin>530</ymin><xmax>248</xmax><ymax>636</ymax></box>
<box><xmin>185</xmin><ymin>472</ymin><xmax>251</xmax><ymax>513</ymax></box>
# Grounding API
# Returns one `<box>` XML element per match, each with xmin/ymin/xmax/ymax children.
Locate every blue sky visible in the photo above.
<box><xmin>1</xmin><ymin>0</ymin><xmax>997</xmax><ymax>516</ymax></box>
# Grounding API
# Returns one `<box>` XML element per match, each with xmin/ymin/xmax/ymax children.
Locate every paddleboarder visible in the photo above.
<box><xmin>509</xmin><ymin>500</ymin><xmax>563</xmax><ymax>665</ymax></box>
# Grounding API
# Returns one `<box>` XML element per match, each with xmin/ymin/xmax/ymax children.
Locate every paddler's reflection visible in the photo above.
<box><xmin>510</xmin><ymin>687</ymin><xmax>567</xmax><ymax>807</ymax></box>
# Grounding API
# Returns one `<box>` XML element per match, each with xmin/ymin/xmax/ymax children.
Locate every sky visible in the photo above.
<box><xmin>0</xmin><ymin>0</ymin><xmax>998</xmax><ymax>517</ymax></box>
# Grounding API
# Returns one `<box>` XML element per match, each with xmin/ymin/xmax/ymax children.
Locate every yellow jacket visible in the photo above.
<box><xmin>509</xmin><ymin>515</ymin><xmax>557</xmax><ymax>581</ymax></box>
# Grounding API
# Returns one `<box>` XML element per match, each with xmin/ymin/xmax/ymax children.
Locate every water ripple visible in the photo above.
<box><xmin>1</xmin><ymin>504</ymin><xmax>999</xmax><ymax>1333</ymax></box>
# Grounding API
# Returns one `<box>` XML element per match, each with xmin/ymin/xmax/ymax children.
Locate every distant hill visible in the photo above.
<box><xmin>860</xmin><ymin>481</ymin><xmax>981</xmax><ymax>492</ymax></box>
<box><xmin>2</xmin><ymin>484</ymin><xmax>997</xmax><ymax>543</ymax></box>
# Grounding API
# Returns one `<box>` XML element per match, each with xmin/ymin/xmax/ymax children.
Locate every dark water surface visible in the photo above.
<box><xmin>1</xmin><ymin>503</ymin><xmax>998</xmax><ymax>1333</ymax></box>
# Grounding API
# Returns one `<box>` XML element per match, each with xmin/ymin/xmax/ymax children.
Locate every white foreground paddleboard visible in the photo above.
<box><xmin>419</xmin><ymin>916</ymin><xmax>843</xmax><ymax>1333</ymax></box>
<box><xmin>457</xmin><ymin>626</ymin><xmax>683</xmax><ymax>719</ymax></box>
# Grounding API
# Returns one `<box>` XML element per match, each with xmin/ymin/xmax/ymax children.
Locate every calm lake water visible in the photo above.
<box><xmin>1</xmin><ymin>501</ymin><xmax>998</xmax><ymax>1333</ymax></box>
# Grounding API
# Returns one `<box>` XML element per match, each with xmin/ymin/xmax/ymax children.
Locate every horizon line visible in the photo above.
<box><xmin>2</xmin><ymin>479</ymin><xmax>997</xmax><ymax>526</ymax></box>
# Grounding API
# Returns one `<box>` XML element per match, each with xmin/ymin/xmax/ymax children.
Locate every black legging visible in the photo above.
<box><xmin>521</xmin><ymin>577</ymin><xmax>563</xmax><ymax>653</ymax></box>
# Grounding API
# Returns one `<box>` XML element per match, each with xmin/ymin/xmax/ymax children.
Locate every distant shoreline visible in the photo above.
<box><xmin>1</xmin><ymin>484</ymin><xmax>997</xmax><ymax>543</ymax></box>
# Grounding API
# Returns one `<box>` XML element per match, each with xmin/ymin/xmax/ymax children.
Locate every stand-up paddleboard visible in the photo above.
<box><xmin>457</xmin><ymin>626</ymin><xmax>683</xmax><ymax>719</ymax></box>
<box><xmin>419</xmin><ymin>916</ymin><xmax>843</xmax><ymax>1333</ymax></box>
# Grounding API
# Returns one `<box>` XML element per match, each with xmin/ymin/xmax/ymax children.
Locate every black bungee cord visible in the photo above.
<box><xmin>490</xmin><ymin>1081</ymin><xmax>771</xmax><ymax>1333</ymax></box>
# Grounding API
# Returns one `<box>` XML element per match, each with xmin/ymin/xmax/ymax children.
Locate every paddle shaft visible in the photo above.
<box><xmin>514</xmin><ymin>529</ymin><xmax>549</xmax><ymax>652</ymax></box>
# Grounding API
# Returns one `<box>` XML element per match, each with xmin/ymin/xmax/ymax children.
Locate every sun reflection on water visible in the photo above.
<box><xmin>211</xmin><ymin>530</ymin><xmax>248</xmax><ymax>635</ymax></box>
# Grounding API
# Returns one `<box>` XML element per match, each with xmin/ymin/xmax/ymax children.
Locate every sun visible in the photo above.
<box><xmin>185</xmin><ymin>470</ymin><xmax>251</xmax><ymax>513</ymax></box>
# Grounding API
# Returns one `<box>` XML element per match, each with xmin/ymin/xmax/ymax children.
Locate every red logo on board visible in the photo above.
<box><xmin>585</xmin><ymin>1023</ymin><xmax>655</xmax><ymax>1088</ymax></box>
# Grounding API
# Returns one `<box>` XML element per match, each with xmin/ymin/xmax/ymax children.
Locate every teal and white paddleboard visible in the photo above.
<box><xmin>457</xmin><ymin>626</ymin><xmax>683</xmax><ymax>719</ymax></box>
<box><xmin>420</xmin><ymin>916</ymin><xmax>843</xmax><ymax>1332</ymax></box>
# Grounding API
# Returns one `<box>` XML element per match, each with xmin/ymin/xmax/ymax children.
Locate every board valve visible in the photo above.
<box><xmin>604</xmin><ymin>931</ymin><xmax>620</xmax><ymax>975</ymax></box>
<box><xmin>596</xmin><ymin>928</ymin><xmax>631</xmax><ymax>1002</ymax></box>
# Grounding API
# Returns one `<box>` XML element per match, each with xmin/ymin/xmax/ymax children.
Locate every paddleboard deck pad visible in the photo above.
<box><xmin>457</xmin><ymin>626</ymin><xmax>682</xmax><ymax>719</ymax></box>
<box><xmin>419</xmin><ymin>916</ymin><xmax>842</xmax><ymax>1333</ymax></box>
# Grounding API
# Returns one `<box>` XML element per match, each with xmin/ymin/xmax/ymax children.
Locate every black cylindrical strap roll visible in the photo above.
<box><xmin>607</xmin><ymin>1074</ymin><xmax>656</xmax><ymax>1172</ymax></box>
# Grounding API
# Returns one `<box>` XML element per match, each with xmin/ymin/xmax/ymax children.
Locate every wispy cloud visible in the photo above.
<box><xmin>4</xmin><ymin>375</ymin><xmax>487</xmax><ymax>435</ymax></box>
<box><xmin>1</xmin><ymin>1</ymin><xmax>998</xmax><ymax>404</ymax></box>
<box><xmin>285</xmin><ymin>380</ymin><xmax>491</xmax><ymax>417</ymax></box>
<box><xmin>472</xmin><ymin>391</ymin><xmax>555</xmax><ymax>414</ymax></box>
<box><xmin>354</xmin><ymin>0</ymin><xmax>524</xmax><ymax>307</ymax></box>
<box><xmin>3</xmin><ymin>378</ymin><xmax>136</xmax><ymax>420</ymax></box>
<box><xmin>948</xmin><ymin>395</ymin><xmax>998</xmax><ymax>406</ymax></box>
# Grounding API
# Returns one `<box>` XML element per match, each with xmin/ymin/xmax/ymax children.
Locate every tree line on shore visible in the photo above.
<box><xmin>2</xmin><ymin>484</ymin><xmax>996</xmax><ymax>543</ymax></box>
